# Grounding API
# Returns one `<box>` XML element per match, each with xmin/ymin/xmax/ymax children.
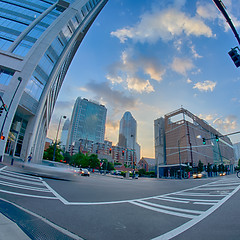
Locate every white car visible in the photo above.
<box><xmin>81</xmin><ymin>169</ymin><xmax>90</xmax><ymax>176</ymax></box>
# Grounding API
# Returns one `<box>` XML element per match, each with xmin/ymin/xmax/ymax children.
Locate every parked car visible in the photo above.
<box><xmin>81</xmin><ymin>168</ymin><xmax>90</xmax><ymax>176</ymax></box>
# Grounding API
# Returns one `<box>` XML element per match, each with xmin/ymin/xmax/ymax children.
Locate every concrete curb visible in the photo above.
<box><xmin>0</xmin><ymin>213</ymin><xmax>30</xmax><ymax>240</ymax></box>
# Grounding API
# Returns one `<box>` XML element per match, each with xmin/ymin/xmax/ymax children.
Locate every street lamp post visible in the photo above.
<box><xmin>131</xmin><ymin>134</ymin><xmax>135</xmax><ymax>179</ymax></box>
<box><xmin>52</xmin><ymin>115</ymin><xmax>66</xmax><ymax>161</ymax></box>
<box><xmin>178</xmin><ymin>136</ymin><xmax>186</xmax><ymax>179</ymax></box>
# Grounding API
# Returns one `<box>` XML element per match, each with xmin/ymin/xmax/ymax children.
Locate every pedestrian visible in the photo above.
<box><xmin>28</xmin><ymin>154</ymin><xmax>32</xmax><ymax>163</ymax></box>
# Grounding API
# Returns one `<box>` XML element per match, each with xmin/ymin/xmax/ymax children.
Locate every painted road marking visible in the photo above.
<box><xmin>131</xmin><ymin>201</ymin><xmax>195</xmax><ymax>219</ymax></box>
<box><xmin>0</xmin><ymin>170</ymin><xmax>43</xmax><ymax>182</ymax></box>
<box><xmin>0</xmin><ymin>180</ymin><xmax>51</xmax><ymax>192</ymax></box>
<box><xmin>152</xmin><ymin>184</ymin><xmax>240</xmax><ymax>240</ymax></box>
<box><xmin>0</xmin><ymin>189</ymin><xmax>58</xmax><ymax>199</ymax></box>
<box><xmin>0</xmin><ymin>174</ymin><xmax>44</xmax><ymax>186</ymax></box>
<box><xmin>136</xmin><ymin>200</ymin><xmax>204</xmax><ymax>215</ymax></box>
<box><xmin>0</xmin><ymin>168</ymin><xmax>54</xmax><ymax>199</ymax></box>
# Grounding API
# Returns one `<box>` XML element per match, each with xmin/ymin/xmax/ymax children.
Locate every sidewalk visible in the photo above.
<box><xmin>0</xmin><ymin>213</ymin><xmax>31</xmax><ymax>240</ymax></box>
<box><xmin>0</xmin><ymin>163</ymin><xmax>31</xmax><ymax>239</ymax></box>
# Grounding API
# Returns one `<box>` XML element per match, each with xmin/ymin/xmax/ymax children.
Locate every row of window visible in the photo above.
<box><xmin>24</xmin><ymin>11</ymin><xmax>83</xmax><ymax>100</ymax></box>
<box><xmin>0</xmin><ymin>0</ymin><xmax>61</xmax><ymax>53</ymax></box>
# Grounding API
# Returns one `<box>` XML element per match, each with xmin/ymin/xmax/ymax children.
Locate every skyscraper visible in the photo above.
<box><xmin>60</xmin><ymin>118</ymin><xmax>70</xmax><ymax>151</ymax></box>
<box><xmin>118</xmin><ymin>111</ymin><xmax>140</xmax><ymax>162</ymax></box>
<box><xmin>118</xmin><ymin>112</ymin><xmax>137</xmax><ymax>149</ymax></box>
<box><xmin>0</xmin><ymin>0</ymin><xmax>108</xmax><ymax>162</ymax></box>
<box><xmin>66</xmin><ymin>97</ymin><xmax>107</xmax><ymax>150</ymax></box>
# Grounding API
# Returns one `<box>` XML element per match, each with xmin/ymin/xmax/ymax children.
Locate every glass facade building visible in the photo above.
<box><xmin>0</xmin><ymin>0</ymin><xmax>108</xmax><ymax>162</ymax></box>
<box><xmin>66</xmin><ymin>97</ymin><xmax>107</xmax><ymax>150</ymax></box>
<box><xmin>118</xmin><ymin>112</ymin><xmax>137</xmax><ymax>150</ymax></box>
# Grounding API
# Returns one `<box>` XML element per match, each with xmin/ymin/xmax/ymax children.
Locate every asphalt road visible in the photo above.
<box><xmin>0</xmin><ymin>164</ymin><xmax>240</xmax><ymax>240</ymax></box>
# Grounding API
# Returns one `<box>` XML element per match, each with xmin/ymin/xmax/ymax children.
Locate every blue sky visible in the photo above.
<box><xmin>48</xmin><ymin>0</ymin><xmax>240</xmax><ymax>158</ymax></box>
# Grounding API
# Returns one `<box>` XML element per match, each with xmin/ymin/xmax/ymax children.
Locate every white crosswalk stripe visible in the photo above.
<box><xmin>0</xmin><ymin>167</ymin><xmax>57</xmax><ymax>199</ymax></box>
<box><xmin>130</xmin><ymin>177</ymin><xmax>240</xmax><ymax>221</ymax></box>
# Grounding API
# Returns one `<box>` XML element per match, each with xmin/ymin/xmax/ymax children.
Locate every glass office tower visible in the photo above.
<box><xmin>0</xmin><ymin>0</ymin><xmax>108</xmax><ymax>162</ymax></box>
<box><xmin>118</xmin><ymin>111</ymin><xmax>137</xmax><ymax>149</ymax></box>
<box><xmin>66</xmin><ymin>97</ymin><xmax>107</xmax><ymax>150</ymax></box>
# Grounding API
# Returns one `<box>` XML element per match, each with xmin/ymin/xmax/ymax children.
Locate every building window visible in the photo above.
<box><xmin>24</xmin><ymin>76</ymin><xmax>44</xmax><ymax>101</ymax></box>
<box><xmin>0</xmin><ymin>68</ymin><xmax>14</xmax><ymax>85</ymax></box>
<box><xmin>5</xmin><ymin>115</ymin><xmax>28</xmax><ymax>157</ymax></box>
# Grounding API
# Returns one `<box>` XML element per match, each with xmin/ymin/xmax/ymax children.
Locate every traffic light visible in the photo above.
<box><xmin>3</xmin><ymin>104</ymin><xmax>8</xmax><ymax>112</ymax></box>
<box><xmin>228</xmin><ymin>48</ymin><xmax>240</xmax><ymax>68</ymax></box>
<box><xmin>215</xmin><ymin>135</ymin><xmax>219</xmax><ymax>142</ymax></box>
<box><xmin>202</xmin><ymin>138</ymin><xmax>206</xmax><ymax>145</ymax></box>
<box><xmin>109</xmin><ymin>148</ymin><xmax>112</xmax><ymax>154</ymax></box>
<box><xmin>0</xmin><ymin>106</ymin><xmax>4</xmax><ymax>116</ymax></box>
<box><xmin>122</xmin><ymin>150</ymin><xmax>124</xmax><ymax>156</ymax></box>
<box><xmin>0</xmin><ymin>135</ymin><xmax>5</xmax><ymax>140</ymax></box>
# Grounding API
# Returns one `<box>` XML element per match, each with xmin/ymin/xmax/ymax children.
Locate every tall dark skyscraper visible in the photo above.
<box><xmin>0</xmin><ymin>0</ymin><xmax>108</xmax><ymax>162</ymax></box>
<box><xmin>118</xmin><ymin>112</ymin><xmax>137</xmax><ymax>149</ymax></box>
<box><xmin>66</xmin><ymin>97</ymin><xmax>107</xmax><ymax>150</ymax></box>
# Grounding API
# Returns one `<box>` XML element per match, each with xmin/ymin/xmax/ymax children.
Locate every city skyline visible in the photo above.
<box><xmin>48</xmin><ymin>0</ymin><xmax>240</xmax><ymax>158</ymax></box>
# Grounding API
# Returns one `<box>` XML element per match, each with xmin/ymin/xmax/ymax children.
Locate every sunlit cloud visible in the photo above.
<box><xmin>127</xmin><ymin>77</ymin><xmax>154</xmax><ymax>93</ymax></box>
<box><xmin>213</xmin><ymin>115</ymin><xmax>237</xmax><ymax>132</ymax></box>
<box><xmin>111</xmin><ymin>7</ymin><xmax>214</xmax><ymax>44</ymax></box>
<box><xmin>186</xmin><ymin>78</ymin><xmax>192</xmax><ymax>83</ymax></box>
<box><xmin>106</xmin><ymin>50</ymin><xmax>165</xmax><ymax>93</ymax></box>
<box><xmin>78</xmin><ymin>87</ymin><xmax>88</xmax><ymax>91</ymax></box>
<box><xmin>171</xmin><ymin>57</ymin><xmax>194</xmax><ymax>75</ymax></box>
<box><xmin>193</xmin><ymin>80</ymin><xmax>216</xmax><ymax>92</ymax></box>
<box><xmin>199</xmin><ymin>113</ymin><xmax>216</xmax><ymax>122</ymax></box>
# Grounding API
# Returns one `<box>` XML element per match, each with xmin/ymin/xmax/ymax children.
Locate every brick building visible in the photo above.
<box><xmin>155</xmin><ymin>108</ymin><xmax>235</xmax><ymax>176</ymax></box>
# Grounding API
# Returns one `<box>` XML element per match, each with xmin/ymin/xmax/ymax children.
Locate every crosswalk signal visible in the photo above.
<box><xmin>228</xmin><ymin>47</ymin><xmax>240</xmax><ymax>68</ymax></box>
<box><xmin>0</xmin><ymin>133</ymin><xmax>5</xmax><ymax>140</ymax></box>
<box><xmin>0</xmin><ymin>106</ymin><xmax>4</xmax><ymax>116</ymax></box>
<box><xmin>202</xmin><ymin>138</ymin><xmax>206</xmax><ymax>145</ymax></box>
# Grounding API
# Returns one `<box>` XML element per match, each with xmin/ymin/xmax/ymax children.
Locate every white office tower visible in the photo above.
<box><xmin>118</xmin><ymin>111</ymin><xmax>140</xmax><ymax>162</ymax></box>
<box><xmin>0</xmin><ymin>0</ymin><xmax>108</xmax><ymax>162</ymax></box>
<box><xmin>66</xmin><ymin>98</ymin><xmax>107</xmax><ymax>150</ymax></box>
<box><xmin>60</xmin><ymin>118</ymin><xmax>70</xmax><ymax>151</ymax></box>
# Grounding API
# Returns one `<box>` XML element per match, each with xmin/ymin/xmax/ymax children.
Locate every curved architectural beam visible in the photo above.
<box><xmin>0</xmin><ymin>0</ymin><xmax>108</xmax><ymax>162</ymax></box>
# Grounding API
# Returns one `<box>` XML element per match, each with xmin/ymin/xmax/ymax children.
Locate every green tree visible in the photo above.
<box><xmin>218</xmin><ymin>164</ymin><xmax>224</xmax><ymax>173</ymax></box>
<box><xmin>197</xmin><ymin>160</ymin><xmax>203</xmax><ymax>173</ymax></box>
<box><xmin>138</xmin><ymin>168</ymin><xmax>146</xmax><ymax>177</ymax></box>
<box><xmin>107</xmin><ymin>161</ymin><xmax>115</xmax><ymax>171</ymax></box>
<box><xmin>89</xmin><ymin>154</ymin><xmax>100</xmax><ymax>169</ymax></box>
<box><xmin>70</xmin><ymin>152</ymin><xmax>89</xmax><ymax>168</ymax></box>
<box><xmin>206</xmin><ymin>163</ymin><xmax>212</xmax><ymax>172</ymax></box>
<box><xmin>185</xmin><ymin>165</ymin><xmax>192</xmax><ymax>173</ymax></box>
<box><xmin>43</xmin><ymin>144</ymin><xmax>63</xmax><ymax>162</ymax></box>
<box><xmin>63</xmin><ymin>152</ymin><xmax>72</xmax><ymax>164</ymax></box>
<box><xmin>212</xmin><ymin>165</ymin><xmax>218</xmax><ymax>176</ymax></box>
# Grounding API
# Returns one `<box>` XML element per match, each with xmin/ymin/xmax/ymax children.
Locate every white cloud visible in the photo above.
<box><xmin>106</xmin><ymin>50</ymin><xmax>165</xmax><ymax>93</ymax></box>
<box><xmin>187</xmin><ymin>78</ymin><xmax>192</xmax><ymax>83</ymax></box>
<box><xmin>127</xmin><ymin>77</ymin><xmax>154</xmax><ymax>93</ymax></box>
<box><xmin>213</xmin><ymin>116</ymin><xmax>237</xmax><ymax>132</ymax></box>
<box><xmin>199</xmin><ymin>113</ymin><xmax>216</xmax><ymax>121</ymax></box>
<box><xmin>193</xmin><ymin>80</ymin><xmax>216</xmax><ymax>92</ymax></box>
<box><xmin>171</xmin><ymin>57</ymin><xmax>194</xmax><ymax>75</ymax></box>
<box><xmin>111</xmin><ymin>8</ymin><xmax>213</xmax><ymax>44</ymax></box>
<box><xmin>84</xmin><ymin>80</ymin><xmax>139</xmax><ymax>114</ymax></box>
<box><xmin>196</xmin><ymin>1</ymin><xmax>240</xmax><ymax>32</ymax></box>
<box><xmin>196</xmin><ymin>3</ymin><xmax>218</xmax><ymax>21</ymax></box>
